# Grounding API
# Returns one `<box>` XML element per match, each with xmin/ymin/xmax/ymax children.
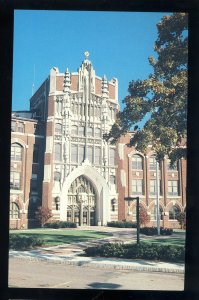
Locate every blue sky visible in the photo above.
<box><xmin>12</xmin><ymin>10</ymin><xmax>170</xmax><ymax>112</ymax></box>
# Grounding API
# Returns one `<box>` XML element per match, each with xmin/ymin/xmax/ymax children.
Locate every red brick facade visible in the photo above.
<box><xmin>116</xmin><ymin>132</ymin><xmax>186</xmax><ymax>229</ymax></box>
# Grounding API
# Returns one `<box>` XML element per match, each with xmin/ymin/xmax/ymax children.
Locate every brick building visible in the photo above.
<box><xmin>10</xmin><ymin>112</ymin><xmax>45</xmax><ymax>228</ymax></box>
<box><xmin>10</xmin><ymin>54</ymin><xmax>186</xmax><ymax>229</ymax></box>
<box><xmin>117</xmin><ymin>132</ymin><xmax>186</xmax><ymax>228</ymax></box>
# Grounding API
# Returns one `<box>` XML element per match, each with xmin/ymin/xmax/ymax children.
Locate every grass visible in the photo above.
<box><xmin>9</xmin><ymin>229</ymin><xmax>112</xmax><ymax>246</ymax></box>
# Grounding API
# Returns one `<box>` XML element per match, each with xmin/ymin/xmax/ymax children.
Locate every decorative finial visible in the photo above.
<box><xmin>84</xmin><ymin>51</ymin><xmax>90</xmax><ymax>59</ymax></box>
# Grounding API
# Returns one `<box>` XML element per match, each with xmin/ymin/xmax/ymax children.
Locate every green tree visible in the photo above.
<box><xmin>104</xmin><ymin>13</ymin><xmax>188</xmax><ymax>164</ymax></box>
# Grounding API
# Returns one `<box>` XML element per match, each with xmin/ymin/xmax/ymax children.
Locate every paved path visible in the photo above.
<box><xmin>9</xmin><ymin>226</ymin><xmax>185</xmax><ymax>274</ymax></box>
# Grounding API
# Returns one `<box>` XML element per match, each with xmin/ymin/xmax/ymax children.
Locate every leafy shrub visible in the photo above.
<box><xmin>107</xmin><ymin>221</ymin><xmax>137</xmax><ymax>228</ymax></box>
<box><xmin>9</xmin><ymin>235</ymin><xmax>44</xmax><ymax>250</ymax></box>
<box><xmin>177</xmin><ymin>212</ymin><xmax>186</xmax><ymax>229</ymax></box>
<box><xmin>35</xmin><ymin>206</ymin><xmax>53</xmax><ymax>226</ymax></box>
<box><xmin>140</xmin><ymin>227</ymin><xmax>173</xmax><ymax>236</ymax></box>
<box><xmin>139</xmin><ymin>207</ymin><xmax>150</xmax><ymax>227</ymax></box>
<box><xmin>84</xmin><ymin>242</ymin><xmax>184</xmax><ymax>262</ymax></box>
<box><xmin>44</xmin><ymin>221</ymin><xmax>77</xmax><ymax>228</ymax></box>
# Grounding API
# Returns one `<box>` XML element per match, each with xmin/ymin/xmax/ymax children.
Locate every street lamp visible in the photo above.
<box><xmin>124</xmin><ymin>196</ymin><xmax>140</xmax><ymax>244</ymax></box>
<box><xmin>156</xmin><ymin>160</ymin><xmax>160</xmax><ymax>235</ymax></box>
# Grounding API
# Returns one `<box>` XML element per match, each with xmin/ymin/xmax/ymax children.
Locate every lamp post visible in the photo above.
<box><xmin>124</xmin><ymin>196</ymin><xmax>140</xmax><ymax>244</ymax></box>
<box><xmin>156</xmin><ymin>160</ymin><xmax>160</xmax><ymax>235</ymax></box>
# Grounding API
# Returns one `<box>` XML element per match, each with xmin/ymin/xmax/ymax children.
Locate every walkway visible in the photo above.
<box><xmin>9</xmin><ymin>226</ymin><xmax>185</xmax><ymax>274</ymax></box>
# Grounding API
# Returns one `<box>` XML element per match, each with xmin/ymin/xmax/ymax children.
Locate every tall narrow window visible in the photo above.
<box><xmin>168</xmin><ymin>180</ymin><xmax>179</xmax><ymax>196</ymax></box>
<box><xmin>10</xmin><ymin>202</ymin><xmax>20</xmax><ymax>219</ymax></box>
<box><xmin>150</xmin><ymin>180</ymin><xmax>161</xmax><ymax>195</ymax></box>
<box><xmin>11</xmin><ymin>143</ymin><xmax>22</xmax><ymax>161</ymax></box>
<box><xmin>95</xmin><ymin>128</ymin><xmax>101</xmax><ymax>138</ymax></box>
<box><xmin>109</xmin><ymin>148</ymin><xmax>115</xmax><ymax>165</ymax></box>
<box><xmin>54</xmin><ymin>172</ymin><xmax>61</xmax><ymax>181</ymax></box>
<box><xmin>95</xmin><ymin>147</ymin><xmax>101</xmax><ymax>164</ymax></box>
<box><xmin>31</xmin><ymin>174</ymin><xmax>38</xmax><ymax>191</ymax></box>
<box><xmin>11</xmin><ymin>121</ymin><xmax>16</xmax><ymax>132</ymax></box>
<box><xmin>79</xmin><ymin>145</ymin><xmax>85</xmax><ymax>163</ymax></box>
<box><xmin>87</xmin><ymin>147</ymin><xmax>93</xmax><ymax>163</ymax></box>
<box><xmin>71</xmin><ymin>144</ymin><xmax>78</xmax><ymax>162</ymax></box>
<box><xmin>87</xmin><ymin>127</ymin><xmax>93</xmax><ymax>137</ymax></box>
<box><xmin>54</xmin><ymin>144</ymin><xmax>62</xmax><ymax>161</ymax></box>
<box><xmin>55</xmin><ymin>123</ymin><xmax>62</xmax><ymax>134</ymax></box>
<box><xmin>10</xmin><ymin>172</ymin><xmax>21</xmax><ymax>190</ymax></box>
<box><xmin>17</xmin><ymin>123</ymin><xmax>24</xmax><ymax>133</ymax></box>
<box><xmin>132</xmin><ymin>179</ymin><xmax>143</xmax><ymax>195</ymax></box>
<box><xmin>79</xmin><ymin>126</ymin><xmax>85</xmax><ymax>136</ymax></box>
<box><xmin>149</xmin><ymin>156</ymin><xmax>157</xmax><ymax>170</ymax></box>
<box><xmin>132</xmin><ymin>155</ymin><xmax>143</xmax><ymax>170</ymax></box>
<box><xmin>71</xmin><ymin>125</ymin><xmax>78</xmax><ymax>135</ymax></box>
<box><xmin>33</xmin><ymin>144</ymin><xmax>39</xmax><ymax>163</ymax></box>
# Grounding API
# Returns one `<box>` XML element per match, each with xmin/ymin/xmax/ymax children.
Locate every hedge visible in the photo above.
<box><xmin>44</xmin><ymin>221</ymin><xmax>77</xmax><ymax>228</ymax></box>
<box><xmin>9</xmin><ymin>235</ymin><xmax>44</xmax><ymax>250</ymax></box>
<box><xmin>140</xmin><ymin>227</ymin><xmax>173</xmax><ymax>236</ymax></box>
<box><xmin>84</xmin><ymin>242</ymin><xmax>184</xmax><ymax>262</ymax></box>
<box><xmin>107</xmin><ymin>221</ymin><xmax>137</xmax><ymax>228</ymax></box>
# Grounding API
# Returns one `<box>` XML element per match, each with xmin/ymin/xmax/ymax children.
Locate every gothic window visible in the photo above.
<box><xmin>11</xmin><ymin>143</ymin><xmax>22</xmax><ymax>161</ymax></box>
<box><xmin>95</xmin><ymin>147</ymin><xmax>101</xmax><ymax>164</ymax></box>
<box><xmin>10</xmin><ymin>172</ymin><xmax>21</xmax><ymax>190</ymax></box>
<box><xmin>71</xmin><ymin>125</ymin><xmax>78</xmax><ymax>135</ymax></box>
<box><xmin>79</xmin><ymin>126</ymin><xmax>85</xmax><ymax>136</ymax></box>
<box><xmin>55</xmin><ymin>123</ymin><xmax>62</xmax><ymax>134</ymax></box>
<box><xmin>54</xmin><ymin>144</ymin><xmax>62</xmax><ymax>161</ymax></box>
<box><xmin>132</xmin><ymin>179</ymin><xmax>143</xmax><ymax>195</ymax></box>
<box><xmin>169</xmin><ymin>205</ymin><xmax>180</xmax><ymax>220</ymax></box>
<box><xmin>110</xmin><ymin>175</ymin><xmax>116</xmax><ymax>185</ymax></box>
<box><xmin>54</xmin><ymin>172</ymin><xmax>61</xmax><ymax>181</ymax></box>
<box><xmin>87</xmin><ymin>147</ymin><xmax>93</xmax><ymax>163</ymax></box>
<box><xmin>87</xmin><ymin>127</ymin><xmax>93</xmax><ymax>137</ymax></box>
<box><xmin>78</xmin><ymin>185</ymin><xmax>85</xmax><ymax>193</ymax></box>
<box><xmin>10</xmin><ymin>202</ymin><xmax>20</xmax><ymax>219</ymax></box>
<box><xmin>168</xmin><ymin>180</ymin><xmax>179</xmax><ymax>196</ymax></box>
<box><xmin>95</xmin><ymin>128</ymin><xmax>101</xmax><ymax>138</ymax></box>
<box><xmin>132</xmin><ymin>155</ymin><xmax>143</xmax><ymax>170</ymax></box>
<box><xmin>109</xmin><ymin>148</ymin><xmax>115</xmax><ymax>165</ymax></box>
<box><xmin>79</xmin><ymin>145</ymin><xmax>85</xmax><ymax>163</ymax></box>
<box><xmin>71</xmin><ymin>144</ymin><xmax>78</xmax><ymax>162</ymax></box>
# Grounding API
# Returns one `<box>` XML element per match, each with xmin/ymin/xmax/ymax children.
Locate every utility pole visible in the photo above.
<box><xmin>156</xmin><ymin>159</ymin><xmax>160</xmax><ymax>235</ymax></box>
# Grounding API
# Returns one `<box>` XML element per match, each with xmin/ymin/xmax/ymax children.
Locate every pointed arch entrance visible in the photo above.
<box><xmin>67</xmin><ymin>175</ymin><xmax>97</xmax><ymax>226</ymax></box>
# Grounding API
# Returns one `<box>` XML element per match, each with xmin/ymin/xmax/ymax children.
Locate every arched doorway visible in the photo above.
<box><xmin>67</xmin><ymin>175</ymin><xmax>96</xmax><ymax>226</ymax></box>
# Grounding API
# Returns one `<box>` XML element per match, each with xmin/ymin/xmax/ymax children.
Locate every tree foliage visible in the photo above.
<box><xmin>104</xmin><ymin>13</ymin><xmax>188</xmax><ymax>164</ymax></box>
<box><xmin>35</xmin><ymin>206</ymin><xmax>53</xmax><ymax>226</ymax></box>
<box><xmin>176</xmin><ymin>211</ymin><xmax>186</xmax><ymax>229</ymax></box>
<box><xmin>139</xmin><ymin>206</ymin><xmax>150</xmax><ymax>227</ymax></box>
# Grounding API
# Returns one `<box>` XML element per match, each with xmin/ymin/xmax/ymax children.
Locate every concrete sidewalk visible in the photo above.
<box><xmin>9</xmin><ymin>247</ymin><xmax>184</xmax><ymax>274</ymax></box>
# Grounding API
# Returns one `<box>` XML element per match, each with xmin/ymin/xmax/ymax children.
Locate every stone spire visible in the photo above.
<box><xmin>63</xmin><ymin>68</ymin><xmax>71</xmax><ymax>92</ymax></box>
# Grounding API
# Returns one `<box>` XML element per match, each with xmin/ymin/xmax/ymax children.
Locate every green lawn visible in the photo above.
<box><xmin>9</xmin><ymin>229</ymin><xmax>112</xmax><ymax>246</ymax></box>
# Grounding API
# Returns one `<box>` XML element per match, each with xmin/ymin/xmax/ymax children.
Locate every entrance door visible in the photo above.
<box><xmin>67</xmin><ymin>175</ymin><xmax>96</xmax><ymax>226</ymax></box>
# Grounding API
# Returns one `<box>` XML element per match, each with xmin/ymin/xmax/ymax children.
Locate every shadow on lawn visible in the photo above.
<box><xmin>11</xmin><ymin>232</ymin><xmax>111</xmax><ymax>245</ymax></box>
